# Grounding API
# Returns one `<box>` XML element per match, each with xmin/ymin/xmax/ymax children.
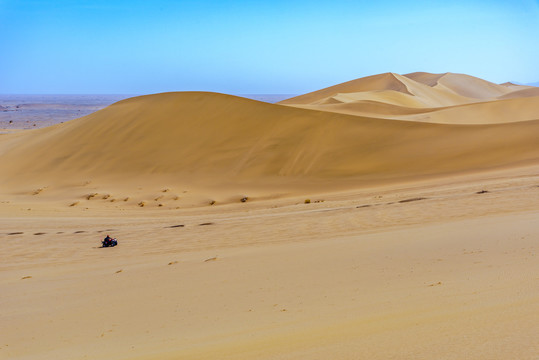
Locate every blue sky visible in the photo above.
<box><xmin>0</xmin><ymin>0</ymin><xmax>538</xmax><ymax>94</ymax></box>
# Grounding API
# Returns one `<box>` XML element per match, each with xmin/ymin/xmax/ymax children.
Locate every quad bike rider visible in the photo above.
<box><xmin>102</xmin><ymin>235</ymin><xmax>118</xmax><ymax>247</ymax></box>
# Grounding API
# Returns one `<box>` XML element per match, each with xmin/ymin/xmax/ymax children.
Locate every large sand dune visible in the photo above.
<box><xmin>1</xmin><ymin>87</ymin><xmax>539</xmax><ymax>208</ymax></box>
<box><xmin>280</xmin><ymin>72</ymin><xmax>475</xmax><ymax>108</ymax></box>
<box><xmin>280</xmin><ymin>72</ymin><xmax>539</xmax><ymax>124</ymax></box>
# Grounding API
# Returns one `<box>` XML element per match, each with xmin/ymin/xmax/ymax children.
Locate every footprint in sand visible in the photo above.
<box><xmin>86</xmin><ymin>193</ymin><xmax>98</xmax><ymax>200</ymax></box>
<box><xmin>32</xmin><ymin>187</ymin><xmax>46</xmax><ymax>195</ymax></box>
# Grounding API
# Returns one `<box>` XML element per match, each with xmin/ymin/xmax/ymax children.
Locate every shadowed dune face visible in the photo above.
<box><xmin>1</xmin><ymin>91</ymin><xmax>539</xmax><ymax>200</ymax></box>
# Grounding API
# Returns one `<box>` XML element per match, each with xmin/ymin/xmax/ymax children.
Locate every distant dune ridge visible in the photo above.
<box><xmin>0</xmin><ymin>72</ymin><xmax>538</xmax><ymax>203</ymax></box>
<box><xmin>279</xmin><ymin>72</ymin><xmax>539</xmax><ymax>123</ymax></box>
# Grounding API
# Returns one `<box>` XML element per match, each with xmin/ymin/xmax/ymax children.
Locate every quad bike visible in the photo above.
<box><xmin>102</xmin><ymin>238</ymin><xmax>118</xmax><ymax>247</ymax></box>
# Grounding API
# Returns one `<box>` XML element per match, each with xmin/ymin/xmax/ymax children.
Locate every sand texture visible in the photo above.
<box><xmin>1</xmin><ymin>72</ymin><xmax>539</xmax><ymax>359</ymax></box>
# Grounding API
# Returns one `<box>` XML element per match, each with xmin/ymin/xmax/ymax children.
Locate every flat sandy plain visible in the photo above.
<box><xmin>1</xmin><ymin>73</ymin><xmax>539</xmax><ymax>359</ymax></box>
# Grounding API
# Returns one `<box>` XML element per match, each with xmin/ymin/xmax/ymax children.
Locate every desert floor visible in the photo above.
<box><xmin>2</xmin><ymin>165</ymin><xmax>539</xmax><ymax>360</ymax></box>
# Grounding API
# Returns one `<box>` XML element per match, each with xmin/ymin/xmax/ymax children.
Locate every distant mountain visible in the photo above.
<box><xmin>526</xmin><ymin>82</ymin><xmax>539</xmax><ymax>87</ymax></box>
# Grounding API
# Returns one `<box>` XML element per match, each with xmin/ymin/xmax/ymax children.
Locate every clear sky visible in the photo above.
<box><xmin>1</xmin><ymin>0</ymin><xmax>538</xmax><ymax>94</ymax></box>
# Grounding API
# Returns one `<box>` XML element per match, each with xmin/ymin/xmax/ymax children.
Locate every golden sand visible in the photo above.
<box><xmin>1</xmin><ymin>72</ymin><xmax>538</xmax><ymax>359</ymax></box>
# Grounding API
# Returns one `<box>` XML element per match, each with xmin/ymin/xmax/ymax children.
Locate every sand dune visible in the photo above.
<box><xmin>1</xmin><ymin>91</ymin><xmax>539</xmax><ymax>207</ymax></box>
<box><xmin>404</xmin><ymin>72</ymin><xmax>514</xmax><ymax>99</ymax></box>
<box><xmin>1</xmin><ymin>72</ymin><xmax>538</xmax><ymax>210</ymax></box>
<box><xmin>498</xmin><ymin>86</ymin><xmax>539</xmax><ymax>99</ymax></box>
<box><xmin>281</xmin><ymin>71</ymin><xmax>536</xmax><ymax>106</ymax></box>
<box><xmin>401</xmin><ymin>71</ymin><xmax>447</xmax><ymax>86</ymax></box>
<box><xmin>280</xmin><ymin>72</ymin><xmax>539</xmax><ymax>125</ymax></box>
<box><xmin>280</xmin><ymin>72</ymin><xmax>475</xmax><ymax>108</ymax></box>
<box><xmin>279</xmin><ymin>73</ymin><xmax>414</xmax><ymax>104</ymax></box>
<box><xmin>291</xmin><ymin>95</ymin><xmax>539</xmax><ymax>124</ymax></box>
